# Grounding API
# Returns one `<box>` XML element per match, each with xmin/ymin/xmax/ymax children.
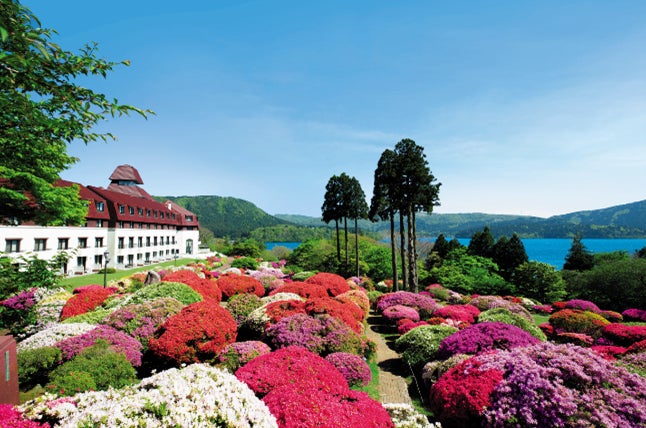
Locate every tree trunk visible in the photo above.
<box><xmin>389</xmin><ymin>210</ymin><xmax>398</xmax><ymax>291</ymax></box>
<box><xmin>354</xmin><ymin>217</ymin><xmax>360</xmax><ymax>277</ymax></box>
<box><xmin>406</xmin><ymin>205</ymin><xmax>415</xmax><ymax>291</ymax></box>
<box><xmin>399</xmin><ymin>210</ymin><xmax>408</xmax><ymax>291</ymax></box>
<box><xmin>335</xmin><ymin>219</ymin><xmax>340</xmax><ymax>263</ymax></box>
<box><xmin>410</xmin><ymin>209</ymin><xmax>419</xmax><ymax>292</ymax></box>
<box><xmin>344</xmin><ymin>216</ymin><xmax>349</xmax><ymax>271</ymax></box>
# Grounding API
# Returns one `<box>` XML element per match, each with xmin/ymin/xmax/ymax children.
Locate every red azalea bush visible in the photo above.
<box><xmin>263</xmin><ymin>384</ymin><xmax>393</xmax><ymax>428</ymax></box>
<box><xmin>235</xmin><ymin>346</ymin><xmax>350</xmax><ymax>397</ymax></box>
<box><xmin>305</xmin><ymin>272</ymin><xmax>351</xmax><ymax>297</ymax></box>
<box><xmin>548</xmin><ymin>309</ymin><xmax>610</xmax><ymax>339</ymax></box>
<box><xmin>433</xmin><ymin>304</ymin><xmax>480</xmax><ymax>324</ymax></box>
<box><xmin>430</xmin><ymin>357</ymin><xmax>504</xmax><ymax>427</ymax></box>
<box><xmin>148</xmin><ymin>301</ymin><xmax>237</xmax><ymax>363</ymax></box>
<box><xmin>627</xmin><ymin>339</ymin><xmax>646</xmax><ymax>354</ymax></box>
<box><xmin>264</xmin><ymin>299</ymin><xmax>307</xmax><ymax>325</ymax></box>
<box><xmin>590</xmin><ymin>345</ymin><xmax>627</xmax><ymax>360</ymax></box>
<box><xmin>304</xmin><ymin>297</ymin><xmax>364</xmax><ymax>334</ymax></box>
<box><xmin>162</xmin><ymin>270</ymin><xmax>222</xmax><ymax>302</ymax></box>
<box><xmin>622</xmin><ymin>308</ymin><xmax>646</xmax><ymax>322</ymax></box>
<box><xmin>601</xmin><ymin>323</ymin><xmax>646</xmax><ymax>347</ymax></box>
<box><xmin>60</xmin><ymin>287</ymin><xmax>117</xmax><ymax>320</ymax></box>
<box><xmin>397</xmin><ymin>320</ymin><xmax>429</xmax><ymax>334</ymax></box>
<box><xmin>555</xmin><ymin>332</ymin><xmax>594</xmax><ymax>347</ymax></box>
<box><xmin>217</xmin><ymin>274</ymin><xmax>265</xmax><ymax>299</ymax></box>
<box><xmin>269</xmin><ymin>281</ymin><xmax>327</xmax><ymax>299</ymax></box>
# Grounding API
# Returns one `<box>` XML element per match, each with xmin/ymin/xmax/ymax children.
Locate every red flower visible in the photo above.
<box><xmin>304</xmin><ymin>298</ymin><xmax>363</xmax><ymax>334</ymax></box>
<box><xmin>60</xmin><ymin>287</ymin><xmax>116</xmax><ymax>320</ymax></box>
<box><xmin>148</xmin><ymin>301</ymin><xmax>237</xmax><ymax>363</ymax></box>
<box><xmin>163</xmin><ymin>270</ymin><xmax>222</xmax><ymax>302</ymax></box>
<box><xmin>305</xmin><ymin>272</ymin><xmax>351</xmax><ymax>297</ymax></box>
<box><xmin>217</xmin><ymin>274</ymin><xmax>265</xmax><ymax>299</ymax></box>
<box><xmin>269</xmin><ymin>281</ymin><xmax>327</xmax><ymax>299</ymax></box>
<box><xmin>602</xmin><ymin>324</ymin><xmax>646</xmax><ymax>347</ymax></box>
<box><xmin>264</xmin><ymin>300</ymin><xmax>307</xmax><ymax>324</ymax></box>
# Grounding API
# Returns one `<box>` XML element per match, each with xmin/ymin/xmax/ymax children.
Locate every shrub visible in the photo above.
<box><xmin>17</xmin><ymin>323</ymin><xmax>96</xmax><ymax>352</ymax></box>
<box><xmin>235</xmin><ymin>346</ymin><xmax>349</xmax><ymax>397</ymax></box>
<box><xmin>478</xmin><ymin>307</ymin><xmax>547</xmax><ymax>341</ymax></box>
<box><xmin>264</xmin><ymin>299</ymin><xmax>307</xmax><ymax>325</ymax></box>
<box><xmin>376</xmin><ymin>291</ymin><xmax>437</xmax><ymax>318</ymax></box>
<box><xmin>217</xmin><ymin>274</ymin><xmax>265</xmax><ymax>299</ymax></box>
<box><xmin>265</xmin><ymin>313</ymin><xmax>365</xmax><ymax>356</ymax></box>
<box><xmin>555</xmin><ymin>332</ymin><xmax>594</xmax><ymax>347</ymax></box>
<box><xmin>304</xmin><ymin>272</ymin><xmax>351</xmax><ymax>297</ymax></box>
<box><xmin>590</xmin><ymin>345</ymin><xmax>627</xmax><ymax>360</ymax></box>
<box><xmin>230</xmin><ymin>256</ymin><xmax>260</xmax><ymax>270</ymax></box>
<box><xmin>304</xmin><ymin>297</ymin><xmax>364</xmax><ymax>334</ymax></box>
<box><xmin>602</xmin><ymin>323</ymin><xmax>646</xmax><ymax>347</ymax></box>
<box><xmin>421</xmin><ymin>353</ymin><xmax>471</xmax><ymax>387</ymax></box>
<box><xmin>23</xmin><ymin>364</ymin><xmax>277</xmax><ymax>427</ymax></box>
<box><xmin>105</xmin><ymin>282</ymin><xmax>202</xmax><ymax>309</ymax></box>
<box><xmin>47</xmin><ymin>340</ymin><xmax>137</xmax><ymax>396</ymax></box>
<box><xmin>335</xmin><ymin>289</ymin><xmax>371</xmax><ymax>315</ymax></box>
<box><xmin>0</xmin><ymin>404</ymin><xmax>48</xmax><ymax>428</ymax></box>
<box><xmin>565</xmin><ymin>299</ymin><xmax>601</xmax><ymax>313</ymax></box>
<box><xmin>17</xmin><ymin>346</ymin><xmax>62</xmax><ymax>389</ymax></box>
<box><xmin>269</xmin><ymin>281</ymin><xmax>327</xmax><ymax>299</ymax></box>
<box><xmin>600</xmin><ymin>310</ymin><xmax>623</xmax><ymax>323</ymax></box>
<box><xmin>431</xmin><ymin>342</ymin><xmax>646</xmax><ymax>427</ymax></box>
<box><xmin>618</xmin><ymin>352</ymin><xmax>646</xmax><ymax>378</ymax></box>
<box><xmin>438</xmin><ymin>322</ymin><xmax>540</xmax><ymax>359</ymax></box>
<box><xmin>325</xmin><ymin>352</ymin><xmax>371</xmax><ymax>387</ymax></box>
<box><xmin>548</xmin><ymin>309</ymin><xmax>610</xmax><ymax>339</ymax></box>
<box><xmin>60</xmin><ymin>287</ymin><xmax>116</xmax><ymax>321</ymax></box>
<box><xmin>225</xmin><ymin>293</ymin><xmax>263</xmax><ymax>324</ymax></box>
<box><xmin>397</xmin><ymin>320</ymin><xmax>429</xmax><ymax>335</ymax></box>
<box><xmin>162</xmin><ymin>270</ymin><xmax>222</xmax><ymax>302</ymax></box>
<box><xmin>395</xmin><ymin>325</ymin><xmax>458</xmax><ymax>368</ymax></box>
<box><xmin>383</xmin><ymin>403</ymin><xmax>436</xmax><ymax>428</ymax></box>
<box><xmin>55</xmin><ymin>325</ymin><xmax>143</xmax><ymax>367</ymax></box>
<box><xmin>433</xmin><ymin>304</ymin><xmax>480</xmax><ymax>324</ymax></box>
<box><xmin>61</xmin><ymin>308</ymin><xmax>112</xmax><ymax>325</ymax></box>
<box><xmin>0</xmin><ymin>288</ymin><xmax>38</xmax><ymax>337</ymax></box>
<box><xmin>622</xmin><ymin>308</ymin><xmax>646</xmax><ymax>322</ymax></box>
<box><xmin>100</xmin><ymin>297</ymin><xmax>184</xmax><ymax>350</ymax></box>
<box><xmin>149</xmin><ymin>301</ymin><xmax>237</xmax><ymax>364</ymax></box>
<box><xmin>218</xmin><ymin>341</ymin><xmax>272</xmax><ymax>372</ymax></box>
<box><xmin>382</xmin><ymin>305</ymin><xmax>420</xmax><ymax>323</ymax></box>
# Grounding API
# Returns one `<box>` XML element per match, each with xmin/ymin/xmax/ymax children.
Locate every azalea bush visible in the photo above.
<box><xmin>335</xmin><ymin>289</ymin><xmax>371</xmax><ymax>315</ymax></box>
<box><xmin>60</xmin><ymin>287</ymin><xmax>116</xmax><ymax>321</ymax></box>
<box><xmin>325</xmin><ymin>352</ymin><xmax>372</xmax><ymax>386</ymax></box>
<box><xmin>265</xmin><ymin>313</ymin><xmax>365</xmax><ymax>356</ymax></box>
<box><xmin>225</xmin><ymin>292</ymin><xmax>263</xmax><ymax>324</ymax></box>
<box><xmin>161</xmin><ymin>270</ymin><xmax>222</xmax><ymax>301</ymax></box>
<box><xmin>304</xmin><ymin>272</ymin><xmax>351</xmax><ymax>297</ymax></box>
<box><xmin>601</xmin><ymin>323</ymin><xmax>646</xmax><ymax>347</ymax></box>
<box><xmin>100</xmin><ymin>297</ymin><xmax>184</xmax><ymax>350</ymax></box>
<box><xmin>395</xmin><ymin>325</ymin><xmax>458</xmax><ymax>368</ymax></box>
<box><xmin>17</xmin><ymin>323</ymin><xmax>96</xmax><ymax>352</ymax></box>
<box><xmin>622</xmin><ymin>308</ymin><xmax>646</xmax><ymax>322</ymax></box>
<box><xmin>437</xmin><ymin>322</ymin><xmax>540</xmax><ymax>359</ymax></box>
<box><xmin>429</xmin><ymin>342</ymin><xmax>646</xmax><ymax>427</ymax></box>
<box><xmin>0</xmin><ymin>404</ymin><xmax>47</xmax><ymax>428</ymax></box>
<box><xmin>217</xmin><ymin>274</ymin><xmax>265</xmax><ymax>299</ymax></box>
<box><xmin>218</xmin><ymin>341</ymin><xmax>272</xmax><ymax>372</ymax></box>
<box><xmin>269</xmin><ymin>281</ymin><xmax>328</xmax><ymax>299</ymax></box>
<box><xmin>564</xmin><ymin>298</ymin><xmax>602</xmax><ymax>313</ymax></box>
<box><xmin>55</xmin><ymin>324</ymin><xmax>143</xmax><ymax>366</ymax></box>
<box><xmin>383</xmin><ymin>403</ymin><xmax>439</xmax><ymax>428</ymax></box>
<box><xmin>149</xmin><ymin>301</ymin><xmax>237</xmax><ymax>364</ymax></box>
<box><xmin>478</xmin><ymin>307</ymin><xmax>547</xmax><ymax>340</ymax></box>
<box><xmin>433</xmin><ymin>304</ymin><xmax>480</xmax><ymax>324</ymax></box>
<box><xmin>548</xmin><ymin>309</ymin><xmax>610</xmax><ymax>339</ymax></box>
<box><xmin>376</xmin><ymin>291</ymin><xmax>437</xmax><ymax>318</ymax></box>
<box><xmin>105</xmin><ymin>282</ymin><xmax>202</xmax><ymax>309</ymax></box>
<box><xmin>397</xmin><ymin>319</ymin><xmax>429</xmax><ymax>334</ymax></box>
<box><xmin>21</xmin><ymin>364</ymin><xmax>278</xmax><ymax>427</ymax></box>
<box><xmin>382</xmin><ymin>305</ymin><xmax>421</xmax><ymax>323</ymax></box>
<box><xmin>304</xmin><ymin>297</ymin><xmax>364</xmax><ymax>334</ymax></box>
<box><xmin>17</xmin><ymin>346</ymin><xmax>62</xmax><ymax>390</ymax></box>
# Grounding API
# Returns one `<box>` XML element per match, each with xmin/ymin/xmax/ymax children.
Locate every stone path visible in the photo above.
<box><xmin>365</xmin><ymin>312</ymin><xmax>413</xmax><ymax>405</ymax></box>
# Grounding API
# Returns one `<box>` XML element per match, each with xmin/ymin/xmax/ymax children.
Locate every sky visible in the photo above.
<box><xmin>29</xmin><ymin>1</ymin><xmax>646</xmax><ymax>218</ymax></box>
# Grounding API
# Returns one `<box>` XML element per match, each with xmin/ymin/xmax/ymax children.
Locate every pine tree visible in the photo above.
<box><xmin>563</xmin><ymin>234</ymin><xmax>595</xmax><ymax>271</ymax></box>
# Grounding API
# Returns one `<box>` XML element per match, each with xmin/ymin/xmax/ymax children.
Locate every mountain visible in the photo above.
<box><xmin>156</xmin><ymin>195</ymin><xmax>289</xmax><ymax>238</ymax></box>
<box><xmin>159</xmin><ymin>195</ymin><xmax>646</xmax><ymax>239</ymax></box>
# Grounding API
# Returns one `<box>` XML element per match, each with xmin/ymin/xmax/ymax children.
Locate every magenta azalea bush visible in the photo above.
<box><xmin>382</xmin><ymin>305</ymin><xmax>421</xmax><ymax>323</ymax></box>
<box><xmin>0</xmin><ymin>404</ymin><xmax>48</xmax><ymax>428</ymax></box>
<box><xmin>376</xmin><ymin>291</ymin><xmax>437</xmax><ymax>317</ymax></box>
<box><xmin>325</xmin><ymin>352</ymin><xmax>372</xmax><ymax>387</ymax></box>
<box><xmin>437</xmin><ymin>321</ymin><xmax>540</xmax><ymax>359</ymax></box>
<box><xmin>431</xmin><ymin>342</ymin><xmax>646</xmax><ymax>427</ymax></box>
<box><xmin>54</xmin><ymin>325</ymin><xmax>143</xmax><ymax>366</ymax></box>
<box><xmin>265</xmin><ymin>313</ymin><xmax>365</xmax><ymax>356</ymax></box>
<box><xmin>622</xmin><ymin>308</ymin><xmax>646</xmax><ymax>322</ymax></box>
<box><xmin>565</xmin><ymin>299</ymin><xmax>602</xmax><ymax>313</ymax></box>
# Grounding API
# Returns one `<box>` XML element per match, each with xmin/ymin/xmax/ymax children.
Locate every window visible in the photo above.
<box><xmin>5</xmin><ymin>239</ymin><xmax>21</xmax><ymax>253</ymax></box>
<box><xmin>78</xmin><ymin>237</ymin><xmax>88</xmax><ymax>248</ymax></box>
<box><xmin>154</xmin><ymin>211</ymin><xmax>158</xmax><ymax>218</ymax></box>
<box><xmin>138</xmin><ymin>237</ymin><xmax>143</xmax><ymax>248</ymax></box>
<box><xmin>117</xmin><ymin>256</ymin><xmax>124</xmax><ymax>264</ymax></box>
<box><xmin>185</xmin><ymin>215</ymin><xmax>194</xmax><ymax>222</ymax></box>
<box><xmin>129</xmin><ymin>206</ymin><xmax>135</xmax><ymax>215</ymax></box>
<box><xmin>137</xmin><ymin>253</ymin><xmax>143</xmax><ymax>261</ymax></box>
<box><xmin>119</xmin><ymin>205</ymin><xmax>125</xmax><ymax>214</ymax></box>
<box><xmin>118</xmin><ymin>221</ymin><xmax>124</xmax><ymax>228</ymax></box>
<box><xmin>138</xmin><ymin>208</ymin><xmax>143</xmax><ymax>216</ymax></box>
<box><xmin>128</xmin><ymin>237</ymin><xmax>134</xmax><ymax>248</ymax></box>
<box><xmin>34</xmin><ymin>238</ymin><xmax>47</xmax><ymax>251</ymax></box>
<box><xmin>160</xmin><ymin>212</ymin><xmax>164</xmax><ymax>219</ymax></box>
<box><xmin>118</xmin><ymin>237</ymin><xmax>124</xmax><ymax>249</ymax></box>
<box><xmin>96</xmin><ymin>219</ymin><xmax>104</xmax><ymax>227</ymax></box>
<box><xmin>96</xmin><ymin>201</ymin><xmax>105</xmax><ymax>212</ymax></box>
<box><xmin>186</xmin><ymin>239</ymin><xmax>194</xmax><ymax>255</ymax></box>
<box><xmin>58</xmin><ymin>238</ymin><xmax>69</xmax><ymax>250</ymax></box>
<box><xmin>153</xmin><ymin>237</ymin><xmax>158</xmax><ymax>246</ymax></box>
<box><xmin>166</xmin><ymin>237</ymin><xmax>170</xmax><ymax>245</ymax></box>
<box><xmin>94</xmin><ymin>255</ymin><xmax>103</xmax><ymax>266</ymax></box>
<box><xmin>95</xmin><ymin>237</ymin><xmax>104</xmax><ymax>248</ymax></box>
<box><xmin>146</xmin><ymin>237</ymin><xmax>151</xmax><ymax>247</ymax></box>
<box><xmin>146</xmin><ymin>210</ymin><xmax>151</xmax><ymax>217</ymax></box>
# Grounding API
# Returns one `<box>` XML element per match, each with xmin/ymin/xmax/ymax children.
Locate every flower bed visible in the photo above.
<box><xmin>325</xmin><ymin>352</ymin><xmax>371</xmax><ymax>386</ymax></box>
<box><xmin>217</xmin><ymin>274</ymin><xmax>265</xmax><ymax>299</ymax></box>
<box><xmin>304</xmin><ymin>272</ymin><xmax>351</xmax><ymax>297</ymax></box>
<box><xmin>437</xmin><ymin>322</ymin><xmax>540</xmax><ymax>359</ymax></box>
<box><xmin>376</xmin><ymin>291</ymin><xmax>437</xmax><ymax>318</ymax></box>
<box><xmin>60</xmin><ymin>287</ymin><xmax>116</xmax><ymax>320</ymax></box>
<box><xmin>55</xmin><ymin>325</ymin><xmax>143</xmax><ymax>366</ymax></box>
<box><xmin>269</xmin><ymin>281</ymin><xmax>328</xmax><ymax>299</ymax></box>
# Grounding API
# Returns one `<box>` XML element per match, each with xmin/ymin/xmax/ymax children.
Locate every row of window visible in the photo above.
<box><xmin>4</xmin><ymin>235</ymin><xmax>179</xmax><ymax>253</ymax></box>
<box><xmin>114</xmin><ymin>203</ymin><xmax>176</xmax><ymax>221</ymax></box>
<box><xmin>117</xmin><ymin>221</ymin><xmax>176</xmax><ymax>230</ymax></box>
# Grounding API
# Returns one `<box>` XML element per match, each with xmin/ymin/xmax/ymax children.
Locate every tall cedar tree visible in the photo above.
<box><xmin>492</xmin><ymin>233</ymin><xmax>528</xmax><ymax>281</ymax></box>
<box><xmin>468</xmin><ymin>226</ymin><xmax>495</xmax><ymax>258</ymax></box>
<box><xmin>343</xmin><ymin>176</ymin><xmax>368</xmax><ymax>277</ymax></box>
<box><xmin>563</xmin><ymin>233</ymin><xmax>595</xmax><ymax>271</ymax></box>
<box><xmin>369</xmin><ymin>149</ymin><xmax>400</xmax><ymax>290</ymax></box>
<box><xmin>322</xmin><ymin>175</ymin><xmax>344</xmax><ymax>263</ymax></box>
<box><xmin>0</xmin><ymin>1</ymin><xmax>151</xmax><ymax>225</ymax></box>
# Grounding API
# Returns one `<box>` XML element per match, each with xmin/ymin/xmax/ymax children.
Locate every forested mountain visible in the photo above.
<box><xmin>158</xmin><ymin>195</ymin><xmax>646</xmax><ymax>239</ymax></box>
<box><xmin>156</xmin><ymin>195</ymin><xmax>288</xmax><ymax>239</ymax></box>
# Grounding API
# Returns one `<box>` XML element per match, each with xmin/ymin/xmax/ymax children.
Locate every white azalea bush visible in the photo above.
<box><xmin>17</xmin><ymin>323</ymin><xmax>96</xmax><ymax>352</ymax></box>
<box><xmin>383</xmin><ymin>403</ymin><xmax>440</xmax><ymax>428</ymax></box>
<box><xmin>20</xmin><ymin>364</ymin><xmax>278</xmax><ymax>427</ymax></box>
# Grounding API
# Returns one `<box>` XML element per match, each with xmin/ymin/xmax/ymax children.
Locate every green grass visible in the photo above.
<box><xmin>533</xmin><ymin>313</ymin><xmax>550</xmax><ymax>326</ymax></box>
<box><xmin>59</xmin><ymin>258</ymin><xmax>195</xmax><ymax>291</ymax></box>
<box><xmin>352</xmin><ymin>355</ymin><xmax>380</xmax><ymax>400</ymax></box>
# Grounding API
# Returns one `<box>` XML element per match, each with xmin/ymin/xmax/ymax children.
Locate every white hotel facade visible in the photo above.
<box><xmin>0</xmin><ymin>165</ymin><xmax>200</xmax><ymax>275</ymax></box>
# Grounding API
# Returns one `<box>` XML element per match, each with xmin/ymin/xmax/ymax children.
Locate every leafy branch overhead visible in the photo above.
<box><xmin>0</xmin><ymin>0</ymin><xmax>153</xmax><ymax>225</ymax></box>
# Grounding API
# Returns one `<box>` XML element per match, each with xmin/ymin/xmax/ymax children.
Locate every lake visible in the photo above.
<box><xmin>266</xmin><ymin>239</ymin><xmax>646</xmax><ymax>269</ymax></box>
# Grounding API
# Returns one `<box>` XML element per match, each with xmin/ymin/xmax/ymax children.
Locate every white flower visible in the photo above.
<box><xmin>17</xmin><ymin>322</ymin><xmax>96</xmax><ymax>351</ymax></box>
<box><xmin>383</xmin><ymin>403</ymin><xmax>441</xmax><ymax>428</ymax></box>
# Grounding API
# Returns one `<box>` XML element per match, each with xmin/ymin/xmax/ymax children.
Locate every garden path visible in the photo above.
<box><xmin>365</xmin><ymin>312</ymin><xmax>413</xmax><ymax>405</ymax></box>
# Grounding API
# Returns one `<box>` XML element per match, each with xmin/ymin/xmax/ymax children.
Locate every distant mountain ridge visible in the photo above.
<box><xmin>157</xmin><ymin>195</ymin><xmax>646</xmax><ymax>239</ymax></box>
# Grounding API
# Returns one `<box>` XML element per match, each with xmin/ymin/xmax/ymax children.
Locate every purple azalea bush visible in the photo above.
<box><xmin>219</xmin><ymin>341</ymin><xmax>272</xmax><ymax>371</ymax></box>
<box><xmin>437</xmin><ymin>321</ymin><xmax>540</xmax><ymax>359</ymax></box>
<box><xmin>622</xmin><ymin>308</ymin><xmax>646</xmax><ymax>322</ymax></box>
<box><xmin>55</xmin><ymin>325</ymin><xmax>143</xmax><ymax>366</ymax></box>
<box><xmin>325</xmin><ymin>352</ymin><xmax>372</xmax><ymax>386</ymax></box>
<box><xmin>565</xmin><ymin>299</ymin><xmax>602</xmax><ymax>313</ymax></box>
<box><xmin>1</xmin><ymin>289</ymin><xmax>36</xmax><ymax>310</ymax></box>
<box><xmin>376</xmin><ymin>291</ymin><xmax>437</xmax><ymax>317</ymax></box>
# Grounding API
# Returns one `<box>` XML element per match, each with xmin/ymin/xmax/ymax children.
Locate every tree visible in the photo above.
<box><xmin>492</xmin><ymin>233</ymin><xmax>528</xmax><ymax>281</ymax></box>
<box><xmin>369</xmin><ymin>149</ymin><xmax>400</xmax><ymax>289</ymax></box>
<box><xmin>432</xmin><ymin>234</ymin><xmax>451</xmax><ymax>259</ymax></box>
<box><xmin>343</xmin><ymin>176</ymin><xmax>368</xmax><ymax>277</ymax></box>
<box><xmin>563</xmin><ymin>234</ymin><xmax>595</xmax><ymax>271</ymax></box>
<box><xmin>0</xmin><ymin>1</ymin><xmax>152</xmax><ymax>225</ymax></box>
<box><xmin>513</xmin><ymin>261</ymin><xmax>566</xmax><ymax>304</ymax></box>
<box><xmin>468</xmin><ymin>226</ymin><xmax>495</xmax><ymax>258</ymax></box>
<box><xmin>321</xmin><ymin>175</ymin><xmax>344</xmax><ymax>263</ymax></box>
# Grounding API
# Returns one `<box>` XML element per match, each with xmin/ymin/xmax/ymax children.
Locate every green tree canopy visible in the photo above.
<box><xmin>0</xmin><ymin>1</ymin><xmax>151</xmax><ymax>225</ymax></box>
<box><xmin>563</xmin><ymin>234</ymin><xmax>595</xmax><ymax>271</ymax></box>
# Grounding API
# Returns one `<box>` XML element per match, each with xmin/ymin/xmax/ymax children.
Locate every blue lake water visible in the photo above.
<box><xmin>267</xmin><ymin>239</ymin><xmax>646</xmax><ymax>269</ymax></box>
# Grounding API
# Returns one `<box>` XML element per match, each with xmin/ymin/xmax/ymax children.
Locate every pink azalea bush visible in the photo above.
<box><xmin>0</xmin><ymin>404</ymin><xmax>49</xmax><ymax>428</ymax></box>
<box><xmin>376</xmin><ymin>291</ymin><xmax>437</xmax><ymax>318</ymax></box>
<box><xmin>218</xmin><ymin>340</ymin><xmax>272</xmax><ymax>371</ymax></box>
<box><xmin>54</xmin><ymin>325</ymin><xmax>143</xmax><ymax>366</ymax></box>
<box><xmin>325</xmin><ymin>352</ymin><xmax>372</xmax><ymax>387</ymax></box>
<box><xmin>622</xmin><ymin>308</ymin><xmax>646</xmax><ymax>322</ymax></box>
<box><xmin>433</xmin><ymin>304</ymin><xmax>480</xmax><ymax>324</ymax></box>
<box><xmin>382</xmin><ymin>305</ymin><xmax>420</xmax><ymax>323</ymax></box>
<box><xmin>565</xmin><ymin>299</ymin><xmax>601</xmax><ymax>313</ymax></box>
<box><xmin>437</xmin><ymin>321</ymin><xmax>540</xmax><ymax>359</ymax></box>
<box><xmin>601</xmin><ymin>323</ymin><xmax>646</xmax><ymax>347</ymax></box>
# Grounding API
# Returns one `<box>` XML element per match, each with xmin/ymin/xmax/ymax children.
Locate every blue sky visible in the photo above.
<box><xmin>31</xmin><ymin>1</ymin><xmax>646</xmax><ymax>218</ymax></box>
